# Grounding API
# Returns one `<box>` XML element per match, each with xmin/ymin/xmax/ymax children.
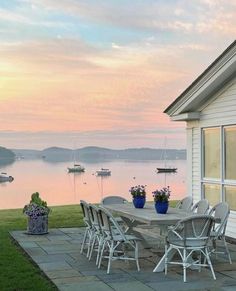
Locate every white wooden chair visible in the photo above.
<box><xmin>191</xmin><ymin>199</ymin><xmax>209</xmax><ymax>214</ymax></box>
<box><xmin>101</xmin><ymin>195</ymin><xmax>128</xmax><ymax>226</ymax></box>
<box><xmin>101</xmin><ymin>196</ymin><xmax>128</xmax><ymax>205</ymax></box>
<box><xmin>208</xmin><ymin>202</ymin><xmax>232</xmax><ymax>264</ymax></box>
<box><xmin>88</xmin><ymin>204</ymin><xmax>104</xmax><ymax>265</ymax></box>
<box><xmin>176</xmin><ymin>196</ymin><xmax>193</xmax><ymax>211</ymax></box>
<box><xmin>98</xmin><ymin>206</ymin><xmax>140</xmax><ymax>274</ymax></box>
<box><xmin>80</xmin><ymin>200</ymin><xmax>94</xmax><ymax>257</ymax></box>
<box><xmin>164</xmin><ymin>215</ymin><xmax>216</xmax><ymax>282</ymax></box>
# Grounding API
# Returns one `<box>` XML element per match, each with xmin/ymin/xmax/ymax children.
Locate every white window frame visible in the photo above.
<box><xmin>201</xmin><ymin>125</ymin><xmax>236</xmax><ymax>203</ymax></box>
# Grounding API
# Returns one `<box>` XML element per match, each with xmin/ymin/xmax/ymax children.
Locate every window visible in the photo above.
<box><xmin>203</xmin><ymin>183</ymin><xmax>221</xmax><ymax>206</ymax></box>
<box><xmin>225</xmin><ymin>186</ymin><xmax>236</xmax><ymax>211</ymax></box>
<box><xmin>225</xmin><ymin>126</ymin><xmax>236</xmax><ymax>180</ymax></box>
<box><xmin>202</xmin><ymin>125</ymin><xmax>236</xmax><ymax>209</ymax></box>
<box><xmin>203</xmin><ymin>128</ymin><xmax>220</xmax><ymax>179</ymax></box>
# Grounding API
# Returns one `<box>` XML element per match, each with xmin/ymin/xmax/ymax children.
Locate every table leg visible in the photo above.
<box><xmin>121</xmin><ymin>216</ymin><xmax>150</xmax><ymax>248</ymax></box>
<box><xmin>153</xmin><ymin>248</ymin><xmax>176</xmax><ymax>272</ymax></box>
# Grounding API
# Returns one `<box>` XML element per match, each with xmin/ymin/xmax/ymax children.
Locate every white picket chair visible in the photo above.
<box><xmin>80</xmin><ymin>200</ymin><xmax>94</xmax><ymax>257</ymax></box>
<box><xmin>98</xmin><ymin>206</ymin><xmax>140</xmax><ymax>274</ymax></box>
<box><xmin>191</xmin><ymin>199</ymin><xmax>209</xmax><ymax>214</ymax></box>
<box><xmin>176</xmin><ymin>196</ymin><xmax>193</xmax><ymax>211</ymax></box>
<box><xmin>164</xmin><ymin>215</ymin><xmax>216</xmax><ymax>282</ymax></box>
<box><xmin>208</xmin><ymin>202</ymin><xmax>232</xmax><ymax>264</ymax></box>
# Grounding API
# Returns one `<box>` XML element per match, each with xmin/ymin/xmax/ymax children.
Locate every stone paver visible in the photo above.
<box><xmin>10</xmin><ymin>228</ymin><xmax>236</xmax><ymax>291</ymax></box>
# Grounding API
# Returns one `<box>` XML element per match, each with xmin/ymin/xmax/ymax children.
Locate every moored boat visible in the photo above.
<box><xmin>96</xmin><ymin>168</ymin><xmax>111</xmax><ymax>176</ymax></box>
<box><xmin>0</xmin><ymin>172</ymin><xmax>14</xmax><ymax>182</ymax></box>
<box><xmin>67</xmin><ymin>164</ymin><xmax>85</xmax><ymax>173</ymax></box>
<box><xmin>156</xmin><ymin>167</ymin><xmax>177</xmax><ymax>173</ymax></box>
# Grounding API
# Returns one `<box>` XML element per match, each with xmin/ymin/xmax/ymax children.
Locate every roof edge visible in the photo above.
<box><xmin>164</xmin><ymin>40</ymin><xmax>236</xmax><ymax>115</ymax></box>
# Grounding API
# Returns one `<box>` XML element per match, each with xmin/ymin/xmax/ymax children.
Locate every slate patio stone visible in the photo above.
<box><xmin>38</xmin><ymin>261</ymin><xmax>73</xmax><ymax>272</ymax></box>
<box><xmin>10</xmin><ymin>228</ymin><xmax>236</xmax><ymax>291</ymax></box>
<box><xmin>58</xmin><ymin>281</ymin><xmax>113</xmax><ymax>291</ymax></box>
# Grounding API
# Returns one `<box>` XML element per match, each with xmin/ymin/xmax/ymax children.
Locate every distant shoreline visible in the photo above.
<box><xmin>11</xmin><ymin>146</ymin><xmax>186</xmax><ymax>162</ymax></box>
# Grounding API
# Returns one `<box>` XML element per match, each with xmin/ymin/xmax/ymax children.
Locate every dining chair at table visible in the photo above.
<box><xmin>164</xmin><ymin>215</ymin><xmax>216</xmax><ymax>282</ymax></box>
<box><xmin>101</xmin><ymin>195</ymin><xmax>128</xmax><ymax>226</ymax></box>
<box><xmin>98</xmin><ymin>206</ymin><xmax>141</xmax><ymax>274</ymax></box>
<box><xmin>88</xmin><ymin>204</ymin><xmax>104</xmax><ymax>265</ymax></box>
<box><xmin>191</xmin><ymin>199</ymin><xmax>209</xmax><ymax>214</ymax></box>
<box><xmin>176</xmin><ymin>196</ymin><xmax>193</xmax><ymax>211</ymax></box>
<box><xmin>80</xmin><ymin>200</ymin><xmax>94</xmax><ymax>257</ymax></box>
<box><xmin>101</xmin><ymin>195</ymin><xmax>128</xmax><ymax>205</ymax></box>
<box><xmin>208</xmin><ymin>202</ymin><xmax>232</xmax><ymax>264</ymax></box>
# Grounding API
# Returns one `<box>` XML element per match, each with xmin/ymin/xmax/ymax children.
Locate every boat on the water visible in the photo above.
<box><xmin>0</xmin><ymin>172</ymin><xmax>14</xmax><ymax>183</ymax></box>
<box><xmin>67</xmin><ymin>164</ymin><xmax>85</xmax><ymax>173</ymax></box>
<box><xmin>156</xmin><ymin>137</ymin><xmax>177</xmax><ymax>174</ymax></box>
<box><xmin>96</xmin><ymin>168</ymin><xmax>111</xmax><ymax>176</ymax></box>
<box><xmin>156</xmin><ymin>167</ymin><xmax>177</xmax><ymax>173</ymax></box>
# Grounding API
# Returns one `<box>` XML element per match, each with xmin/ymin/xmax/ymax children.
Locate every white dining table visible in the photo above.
<box><xmin>103</xmin><ymin>202</ymin><xmax>194</xmax><ymax>272</ymax></box>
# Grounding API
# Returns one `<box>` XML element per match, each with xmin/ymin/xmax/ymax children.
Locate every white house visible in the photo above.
<box><xmin>165</xmin><ymin>40</ymin><xmax>236</xmax><ymax>239</ymax></box>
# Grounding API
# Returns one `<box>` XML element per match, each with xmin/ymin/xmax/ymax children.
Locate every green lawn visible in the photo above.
<box><xmin>0</xmin><ymin>205</ymin><xmax>84</xmax><ymax>291</ymax></box>
<box><xmin>0</xmin><ymin>201</ymin><xmax>178</xmax><ymax>290</ymax></box>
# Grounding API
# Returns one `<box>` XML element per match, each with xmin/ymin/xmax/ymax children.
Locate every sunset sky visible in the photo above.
<box><xmin>0</xmin><ymin>0</ymin><xmax>235</xmax><ymax>150</ymax></box>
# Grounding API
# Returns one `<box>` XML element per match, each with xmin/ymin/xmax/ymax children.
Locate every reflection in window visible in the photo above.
<box><xmin>203</xmin><ymin>128</ymin><xmax>220</xmax><ymax>179</ymax></box>
<box><xmin>225</xmin><ymin>186</ymin><xmax>236</xmax><ymax>211</ymax></box>
<box><xmin>225</xmin><ymin>127</ymin><xmax>236</xmax><ymax>180</ymax></box>
<box><xmin>203</xmin><ymin>183</ymin><xmax>221</xmax><ymax>206</ymax></box>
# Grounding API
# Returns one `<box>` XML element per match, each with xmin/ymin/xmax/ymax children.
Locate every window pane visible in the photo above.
<box><xmin>225</xmin><ymin>185</ymin><xmax>236</xmax><ymax>211</ymax></box>
<box><xmin>203</xmin><ymin>128</ymin><xmax>220</xmax><ymax>179</ymax></box>
<box><xmin>203</xmin><ymin>183</ymin><xmax>221</xmax><ymax>206</ymax></box>
<box><xmin>225</xmin><ymin>127</ymin><xmax>236</xmax><ymax>180</ymax></box>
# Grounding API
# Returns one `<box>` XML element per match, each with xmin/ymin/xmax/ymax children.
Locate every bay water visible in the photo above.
<box><xmin>0</xmin><ymin>159</ymin><xmax>186</xmax><ymax>210</ymax></box>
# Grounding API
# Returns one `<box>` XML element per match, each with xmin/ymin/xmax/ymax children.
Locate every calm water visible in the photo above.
<box><xmin>0</xmin><ymin>159</ymin><xmax>186</xmax><ymax>210</ymax></box>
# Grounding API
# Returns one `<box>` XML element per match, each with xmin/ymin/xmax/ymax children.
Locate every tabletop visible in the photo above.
<box><xmin>103</xmin><ymin>202</ymin><xmax>193</xmax><ymax>226</ymax></box>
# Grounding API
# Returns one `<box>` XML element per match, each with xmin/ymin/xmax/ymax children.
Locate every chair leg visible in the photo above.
<box><xmin>164</xmin><ymin>244</ymin><xmax>168</xmax><ymax>275</ymax></box>
<box><xmin>222</xmin><ymin>237</ymin><xmax>232</xmax><ymax>264</ymax></box>
<box><xmin>86</xmin><ymin>232</ymin><xmax>92</xmax><ymax>258</ymax></box>
<box><xmin>96</xmin><ymin>238</ymin><xmax>103</xmax><ymax>265</ymax></box>
<box><xmin>134</xmin><ymin>241</ymin><xmax>140</xmax><ymax>271</ymax></box>
<box><xmin>80</xmin><ymin>228</ymin><xmax>88</xmax><ymax>254</ymax></box>
<box><xmin>98</xmin><ymin>240</ymin><xmax>106</xmax><ymax>269</ymax></box>
<box><xmin>183</xmin><ymin>248</ymin><xmax>187</xmax><ymax>283</ymax></box>
<box><xmin>88</xmin><ymin>235</ymin><xmax>96</xmax><ymax>260</ymax></box>
<box><xmin>107</xmin><ymin>241</ymin><xmax>114</xmax><ymax>274</ymax></box>
<box><xmin>205</xmin><ymin>247</ymin><xmax>216</xmax><ymax>280</ymax></box>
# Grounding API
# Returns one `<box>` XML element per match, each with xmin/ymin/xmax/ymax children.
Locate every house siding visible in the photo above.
<box><xmin>188</xmin><ymin>78</ymin><xmax>236</xmax><ymax>238</ymax></box>
<box><xmin>200</xmin><ymin>78</ymin><xmax>236</xmax><ymax>127</ymax></box>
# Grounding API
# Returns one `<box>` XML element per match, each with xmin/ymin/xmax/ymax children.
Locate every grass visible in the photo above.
<box><xmin>0</xmin><ymin>204</ymin><xmax>84</xmax><ymax>291</ymax></box>
<box><xmin>0</xmin><ymin>201</ymin><xmax>178</xmax><ymax>290</ymax></box>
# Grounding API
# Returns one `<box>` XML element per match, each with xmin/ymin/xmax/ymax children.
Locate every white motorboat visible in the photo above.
<box><xmin>96</xmin><ymin>168</ymin><xmax>111</xmax><ymax>176</ymax></box>
<box><xmin>0</xmin><ymin>172</ymin><xmax>14</xmax><ymax>183</ymax></box>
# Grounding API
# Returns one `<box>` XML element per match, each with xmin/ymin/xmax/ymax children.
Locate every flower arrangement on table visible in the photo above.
<box><xmin>152</xmin><ymin>186</ymin><xmax>171</xmax><ymax>214</ymax></box>
<box><xmin>129</xmin><ymin>185</ymin><xmax>146</xmax><ymax>208</ymax></box>
<box><xmin>23</xmin><ymin>192</ymin><xmax>50</xmax><ymax>234</ymax></box>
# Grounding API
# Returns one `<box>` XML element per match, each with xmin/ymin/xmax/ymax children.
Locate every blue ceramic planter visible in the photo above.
<box><xmin>155</xmin><ymin>201</ymin><xmax>169</xmax><ymax>214</ymax></box>
<box><xmin>133</xmin><ymin>196</ymin><xmax>146</xmax><ymax>208</ymax></box>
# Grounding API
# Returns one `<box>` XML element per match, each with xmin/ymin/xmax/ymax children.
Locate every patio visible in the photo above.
<box><xmin>10</xmin><ymin>227</ymin><xmax>236</xmax><ymax>291</ymax></box>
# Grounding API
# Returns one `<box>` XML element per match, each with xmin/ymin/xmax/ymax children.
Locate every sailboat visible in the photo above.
<box><xmin>67</xmin><ymin>149</ymin><xmax>85</xmax><ymax>173</ymax></box>
<box><xmin>156</xmin><ymin>138</ymin><xmax>177</xmax><ymax>173</ymax></box>
<box><xmin>67</xmin><ymin>164</ymin><xmax>85</xmax><ymax>173</ymax></box>
<box><xmin>95</xmin><ymin>168</ymin><xmax>111</xmax><ymax>176</ymax></box>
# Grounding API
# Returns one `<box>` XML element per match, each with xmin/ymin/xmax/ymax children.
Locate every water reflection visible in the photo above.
<box><xmin>0</xmin><ymin>159</ymin><xmax>186</xmax><ymax>210</ymax></box>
